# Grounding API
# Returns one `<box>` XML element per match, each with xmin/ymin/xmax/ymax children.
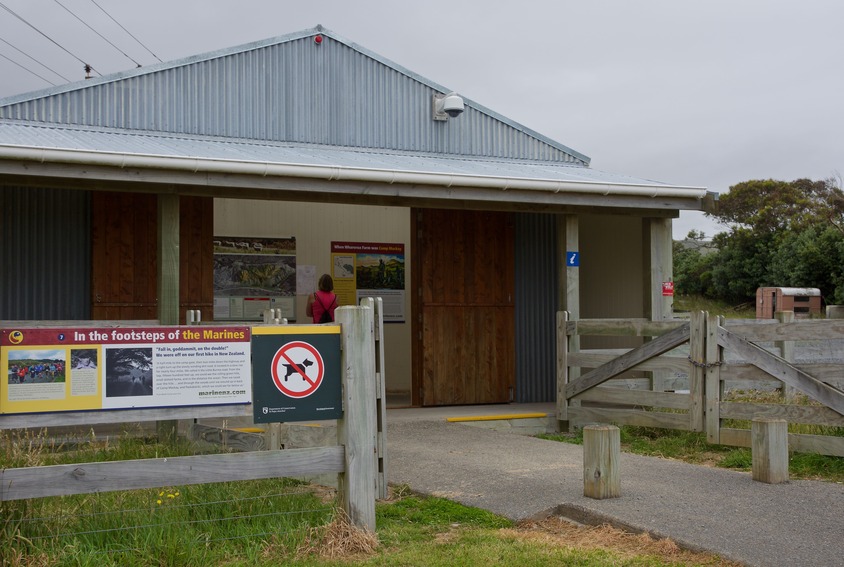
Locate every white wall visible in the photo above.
<box><xmin>214</xmin><ymin>199</ymin><xmax>412</xmax><ymax>396</ymax></box>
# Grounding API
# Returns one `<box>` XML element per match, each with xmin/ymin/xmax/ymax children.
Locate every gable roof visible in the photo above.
<box><xmin>0</xmin><ymin>26</ymin><xmax>588</xmax><ymax>165</ymax></box>
<box><xmin>0</xmin><ymin>26</ymin><xmax>712</xmax><ymax>212</ymax></box>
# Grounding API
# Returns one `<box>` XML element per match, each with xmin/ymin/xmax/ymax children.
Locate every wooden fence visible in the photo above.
<box><xmin>0</xmin><ymin>305</ymin><xmax>381</xmax><ymax>531</ymax></box>
<box><xmin>558</xmin><ymin>311</ymin><xmax>844</xmax><ymax>457</ymax></box>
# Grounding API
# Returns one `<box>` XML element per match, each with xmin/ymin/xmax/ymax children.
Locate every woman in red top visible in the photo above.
<box><xmin>306</xmin><ymin>274</ymin><xmax>338</xmax><ymax>323</ymax></box>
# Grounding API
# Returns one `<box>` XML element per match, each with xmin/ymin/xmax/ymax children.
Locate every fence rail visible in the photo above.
<box><xmin>560</xmin><ymin>311</ymin><xmax>844</xmax><ymax>457</ymax></box>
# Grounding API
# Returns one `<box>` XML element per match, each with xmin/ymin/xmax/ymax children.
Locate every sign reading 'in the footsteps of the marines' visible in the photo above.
<box><xmin>251</xmin><ymin>326</ymin><xmax>342</xmax><ymax>423</ymax></box>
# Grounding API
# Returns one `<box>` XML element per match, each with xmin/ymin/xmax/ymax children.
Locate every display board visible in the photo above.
<box><xmin>213</xmin><ymin>236</ymin><xmax>297</xmax><ymax>321</ymax></box>
<box><xmin>331</xmin><ymin>241</ymin><xmax>406</xmax><ymax>322</ymax></box>
<box><xmin>1</xmin><ymin>326</ymin><xmax>251</xmax><ymax>415</ymax></box>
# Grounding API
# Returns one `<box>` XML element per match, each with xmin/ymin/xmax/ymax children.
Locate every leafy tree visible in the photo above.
<box><xmin>673</xmin><ymin>231</ymin><xmax>717</xmax><ymax>296</ymax></box>
<box><xmin>769</xmin><ymin>225</ymin><xmax>844</xmax><ymax>304</ymax></box>
<box><xmin>706</xmin><ymin>228</ymin><xmax>776</xmax><ymax>304</ymax></box>
<box><xmin>711</xmin><ymin>178</ymin><xmax>844</xmax><ymax>234</ymax></box>
<box><xmin>687</xmin><ymin>177</ymin><xmax>844</xmax><ymax>305</ymax></box>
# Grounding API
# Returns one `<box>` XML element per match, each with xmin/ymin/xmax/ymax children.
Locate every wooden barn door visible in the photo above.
<box><xmin>413</xmin><ymin>209</ymin><xmax>515</xmax><ymax>406</ymax></box>
<box><xmin>91</xmin><ymin>193</ymin><xmax>213</xmax><ymax>322</ymax></box>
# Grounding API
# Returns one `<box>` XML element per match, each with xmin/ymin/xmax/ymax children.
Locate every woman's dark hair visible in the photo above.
<box><xmin>318</xmin><ymin>273</ymin><xmax>334</xmax><ymax>292</ymax></box>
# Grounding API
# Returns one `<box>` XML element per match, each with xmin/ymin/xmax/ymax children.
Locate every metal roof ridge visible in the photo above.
<box><xmin>0</xmin><ymin>27</ymin><xmax>323</xmax><ymax>107</ymax></box>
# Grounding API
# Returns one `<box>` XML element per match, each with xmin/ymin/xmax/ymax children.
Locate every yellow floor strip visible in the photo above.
<box><xmin>446</xmin><ymin>412</ymin><xmax>547</xmax><ymax>422</ymax></box>
<box><xmin>232</xmin><ymin>427</ymin><xmax>265</xmax><ymax>433</ymax></box>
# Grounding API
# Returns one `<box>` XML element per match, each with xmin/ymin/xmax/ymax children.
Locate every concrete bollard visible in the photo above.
<box><xmin>752</xmin><ymin>418</ymin><xmax>789</xmax><ymax>484</ymax></box>
<box><xmin>583</xmin><ymin>424</ymin><xmax>620</xmax><ymax>499</ymax></box>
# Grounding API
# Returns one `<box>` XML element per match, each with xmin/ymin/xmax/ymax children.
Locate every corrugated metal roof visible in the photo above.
<box><xmin>0</xmin><ymin>26</ymin><xmax>590</xmax><ymax>165</ymax></box>
<box><xmin>0</xmin><ymin>120</ymin><xmax>701</xmax><ymax>195</ymax></box>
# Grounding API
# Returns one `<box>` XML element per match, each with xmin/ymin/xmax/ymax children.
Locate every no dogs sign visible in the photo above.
<box><xmin>251</xmin><ymin>326</ymin><xmax>342</xmax><ymax>422</ymax></box>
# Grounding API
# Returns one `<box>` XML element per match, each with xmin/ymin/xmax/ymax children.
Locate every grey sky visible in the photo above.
<box><xmin>1</xmin><ymin>1</ymin><xmax>841</xmax><ymax>239</ymax></box>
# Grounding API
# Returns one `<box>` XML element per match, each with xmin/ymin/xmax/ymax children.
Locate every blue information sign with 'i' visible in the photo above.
<box><xmin>566</xmin><ymin>252</ymin><xmax>579</xmax><ymax>267</ymax></box>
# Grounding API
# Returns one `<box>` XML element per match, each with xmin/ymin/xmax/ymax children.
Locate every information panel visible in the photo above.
<box><xmin>331</xmin><ymin>241</ymin><xmax>406</xmax><ymax>322</ymax></box>
<box><xmin>213</xmin><ymin>236</ymin><xmax>297</xmax><ymax>321</ymax></box>
<box><xmin>251</xmin><ymin>325</ymin><xmax>342</xmax><ymax>423</ymax></box>
<box><xmin>1</xmin><ymin>326</ymin><xmax>251</xmax><ymax>415</ymax></box>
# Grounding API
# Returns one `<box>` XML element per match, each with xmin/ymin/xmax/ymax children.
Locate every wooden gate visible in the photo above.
<box><xmin>412</xmin><ymin>209</ymin><xmax>515</xmax><ymax>406</ymax></box>
<box><xmin>559</xmin><ymin>312</ymin><xmax>844</xmax><ymax>457</ymax></box>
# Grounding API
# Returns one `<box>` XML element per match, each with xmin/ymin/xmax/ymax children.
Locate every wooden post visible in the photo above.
<box><xmin>336</xmin><ymin>305</ymin><xmax>377</xmax><ymax>531</ymax></box>
<box><xmin>648</xmin><ymin>218</ymin><xmax>673</xmax><ymax>322</ymax></box>
<box><xmin>704</xmin><ymin>313</ymin><xmax>722</xmax><ymax>443</ymax></box>
<box><xmin>360</xmin><ymin>297</ymin><xmax>389</xmax><ymax>500</ymax></box>
<box><xmin>647</xmin><ymin>218</ymin><xmax>673</xmax><ymax>391</ymax></box>
<box><xmin>563</xmin><ymin>216</ymin><xmax>582</xmax><ymax>428</ymax></box>
<box><xmin>688</xmin><ymin>311</ymin><xmax>705</xmax><ymax>432</ymax></box>
<box><xmin>775</xmin><ymin>311</ymin><xmax>796</xmax><ymax>402</ymax></box>
<box><xmin>556</xmin><ymin>311</ymin><xmax>568</xmax><ymax>430</ymax></box>
<box><xmin>157</xmin><ymin>193</ymin><xmax>180</xmax><ymax>444</ymax></box>
<box><xmin>583</xmin><ymin>424</ymin><xmax>620</xmax><ymax>499</ymax></box>
<box><xmin>752</xmin><ymin>418</ymin><xmax>789</xmax><ymax>484</ymax></box>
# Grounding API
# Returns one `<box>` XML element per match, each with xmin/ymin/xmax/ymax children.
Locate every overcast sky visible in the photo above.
<box><xmin>1</xmin><ymin>1</ymin><xmax>842</xmax><ymax>239</ymax></box>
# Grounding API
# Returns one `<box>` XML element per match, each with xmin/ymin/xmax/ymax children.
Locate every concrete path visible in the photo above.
<box><xmin>386</xmin><ymin>406</ymin><xmax>843</xmax><ymax>567</ymax></box>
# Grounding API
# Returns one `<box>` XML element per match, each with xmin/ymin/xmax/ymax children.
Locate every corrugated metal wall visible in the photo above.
<box><xmin>0</xmin><ymin>186</ymin><xmax>90</xmax><ymax>320</ymax></box>
<box><xmin>0</xmin><ymin>37</ymin><xmax>585</xmax><ymax>164</ymax></box>
<box><xmin>514</xmin><ymin>213</ymin><xmax>558</xmax><ymax>402</ymax></box>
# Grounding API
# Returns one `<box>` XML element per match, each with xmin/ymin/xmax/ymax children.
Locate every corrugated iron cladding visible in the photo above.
<box><xmin>0</xmin><ymin>37</ymin><xmax>585</xmax><ymax>164</ymax></box>
<box><xmin>514</xmin><ymin>213</ymin><xmax>558</xmax><ymax>403</ymax></box>
<box><xmin>0</xmin><ymin>186</ymin><xmax>90</xmax><ymax>319</ymax></box>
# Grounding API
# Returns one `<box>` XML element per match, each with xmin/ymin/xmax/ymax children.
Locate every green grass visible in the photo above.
<box><xmin>277</xmin><ymin>492</ymin><xmax>730</xmax><ymax>567</ymax></box>
<box><xmin>2</xmin><ymin>483</ymin><xmax>734</xmax><ymax>567</ymax></box>
<box><xmin>672</xmin><ymin>296</ymin><xmax>755</xmax><ymax>318</ymax></box>
<box><xmin>0</xmin><ymin>431</ymin><xmax>738</xmax><ymax>566</ymax></box>
<box><xmin>2</xmin><ymin>478</ymin><xmax>332</xmax><ymax>566</ymax></box>
<box><xmin>539</xmin><ymin>425</ymin><xmax>844</xmax><ymax>483</ymax></box>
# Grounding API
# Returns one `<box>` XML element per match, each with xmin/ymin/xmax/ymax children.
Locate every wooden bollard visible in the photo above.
<box><xmin>583</xmin><ymin>424</ymin><xmax>620</xmax><ymax>499</ymax></box>
<box><xmin>752</xmin><ymin>418</ymin><xmax>789</xmax><ymax>484</ymax></box>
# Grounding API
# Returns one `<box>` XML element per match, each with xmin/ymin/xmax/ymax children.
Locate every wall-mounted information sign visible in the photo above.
<box><xmin>213</xmin><ymin>236</ymin><xmax>297</xmax><ymax>321</ymax></box>
<box><xmin>331</xmin><ymin>241</ymin><xmax>406</xmax><ymax>322</ymax></box>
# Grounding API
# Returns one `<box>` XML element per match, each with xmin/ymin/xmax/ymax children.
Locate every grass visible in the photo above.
<box><xmin>274</xmin><ymin>490</ymin><xmax>740</xmax><ymax>567</ymax></box>
<box><xmin>673</xmin><ymin>296</ymin><xmax>756</xmax><ymax>318</ymax></box>
<box><xmin>539</xmin><ymin>421</ymin><xmax>844</xmax><ymax>484</ymax></box>
<box><xmin>0</xmin><ymin>429</ymin><xmax>742</xmax><ymax>566</ymax></box>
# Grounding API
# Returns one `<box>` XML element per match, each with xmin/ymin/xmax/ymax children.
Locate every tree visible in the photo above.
<box><xmin>689</xmin><ymin>177</ymin><xmax>844</xmax><ymax>305</ymax></box>
<box><xmin>709</xmin><ymin>178</ymin><xmax>844</xmax><ymax>234</ymax></box>
<box><xmin>707</xmin><ymin>228</ymin><xmax>776</xmax><ymax>304</ymax></box>
<box><xmin>673</xmin><ymin>231</ymin><xmax>717</xmax><ymax>296</ymax></box>
<box><xmin>769</xmin><ymin>225</ymin><xmax>844</xmax><ymax>304</ymax></box>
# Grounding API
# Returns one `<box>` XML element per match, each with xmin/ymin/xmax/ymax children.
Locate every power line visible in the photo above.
<box><xmin>0</xmin><ymin>1</ymin><xmax>101</xmax><ymax>76</ymax></box>
<box><xmin>0</xmin><ymin>50</ymin><xmax>57</xmax><ymax>86</ymax></box>
<box><xmin>0</xmin><ymin>35</ymin><xmax>71</xmax><ymax>82</ymax></box>
<box><xmin>89</xmin><ymin>0</ymin><xmax>162</xmax><ymax>63</ymax></box>
<box><xmin>52</xmin><ymin>0</ymin><xmax>142</xmax><ymax>68</ymax></box>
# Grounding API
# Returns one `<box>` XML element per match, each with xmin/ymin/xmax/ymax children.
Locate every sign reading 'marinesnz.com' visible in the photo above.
<box><xmin>251</xmin><ymin>325</ymin><xmax>342</xmax><ymax>423</ymax></box>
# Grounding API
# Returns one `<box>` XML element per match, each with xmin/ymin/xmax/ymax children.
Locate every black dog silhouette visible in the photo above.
<box><xmin>282</xmin><ymin>358</ymin><xmax>313</xmax><ymax>381</ymax></box>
